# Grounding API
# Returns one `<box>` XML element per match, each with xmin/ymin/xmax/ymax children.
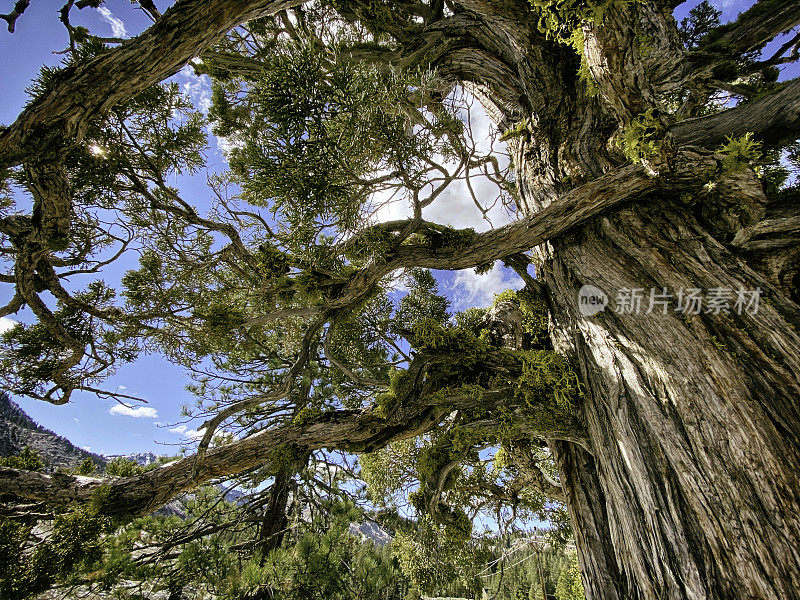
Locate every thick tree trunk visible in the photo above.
<box><xmin>455</xmin><ymin>3</ymin><xmax>800</xmax><ymax>590</ymax></box>
<box><xmin>257</xmin><ymin>470</ymin><xmax>293</xmax><ymax>560</ymax></box>
<box><xmin>536</xmin><ymin>192</ymin><xmax>800</xmax><ymax>599</ymax></box>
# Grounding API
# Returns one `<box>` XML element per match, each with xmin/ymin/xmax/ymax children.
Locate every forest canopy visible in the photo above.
<box><xmin>0</xmin><ymin>0</ymin><xmax>799</xmax><ymax>598</ymax></box>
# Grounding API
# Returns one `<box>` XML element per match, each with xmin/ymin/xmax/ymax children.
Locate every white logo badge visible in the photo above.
<box><xmin>578</xmin><ymin>285</ymin><xmax>608</xmax><ymax>317</ymax></box>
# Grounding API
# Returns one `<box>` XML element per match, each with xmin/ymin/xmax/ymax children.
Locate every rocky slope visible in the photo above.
<box><xmin>0</xmin><ymin>392</ymin><xmax>105</xmax><ymax>472</ymax></box>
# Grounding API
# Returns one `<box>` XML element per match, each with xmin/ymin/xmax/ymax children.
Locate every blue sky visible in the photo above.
<box><xmin>0</xmin><ymin>0</ymin><xmax>794</xmax><ymax>455</ymax></box>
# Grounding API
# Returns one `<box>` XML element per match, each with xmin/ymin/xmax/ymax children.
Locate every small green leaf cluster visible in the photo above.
<box><xmin>528</xmin><ymin>0</ymin><xmax>624</xmax><ymax>44</ymax></box>
<box><xmin>192</xmin><ymin>302</ymin><xmax>248</xmax><ymax>334</ymax></box>
<box><xmin>344</xmin><ymin>227</ymin><xmax>397</xmax><ymax>264</ymax></box>
<box><xmin>374</xmin><ymin>368</ymin><xmax>409</xmax><ymax>419</ymax></box>
<box><xmin>526</xmin><ymin>0</ymin><xmax>635</xmax><ymax>92</ymax></box>
<box><xmin>292</xmin><ymin>405</ymin><xmax>322</xmax><ymax>426</ymax></box>
<box><xmin>717</xmin><ymin>132</ymin><xmax>762</xmax><ymax>175</ymax></box>
<box><xmin>74</xmin><ymin>457</ymin><xmax>99</xmax><ymax>476</ymax></box>
<box><xmin>617</xmin><ymin>108</ymin><xmax>664</xmax><ymax>164</ymax></box>
<box><xmin>255</xmin><ymin>243</ymin><xmax>291</xmax><ymax>279</ymax></box>
<box><xmin>267</xmin><ymin>443</ymin><xmax>304</xmax><ymax>474</ymax></box>
<box><xmin>514</xmin><ymin>350</ymin><xmax>583</xmax><ymax>436</ymax></box>
<box><xmin>494</xmin><ymin>287</ymin><xmax>550</xmax><ymax>347</ymax></box>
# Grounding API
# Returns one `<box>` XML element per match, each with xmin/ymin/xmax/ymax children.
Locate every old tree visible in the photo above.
<box><xmin>1</xmin><ymin>0</ymin><xmax>800</xmax><ymax>597</ymax></box>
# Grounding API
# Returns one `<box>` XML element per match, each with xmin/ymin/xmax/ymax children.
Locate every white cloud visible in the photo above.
<box><xmin>450</xmin><ymin>263</ymin><xmax>523</xmax><ymax>310</ymax></box>
<box><xmin>82</xmin><ymin>446</ymin><xmax>91</xmax><ymax>452</ymax></box>
<box><xmin>109</xmin><ymin>404</ymin><xmax>159</xmax><ymax>419</ymax></box>
<box><xmin>186</xmin><ymin>428</ymin><xmax>206</xmax><ymax>440</ymax></box>
<box><xmin>97</xmin><ymin>7</ymin><xmax>127</xmax><ymax>38</ymax></box>
<box><xmin>73</xmin><ymin>418</ymin><xmax>79</xmax><ymax>424</ymax></box>
<box><xmin>214</xmin><ymin>133</ymin><xmax>244</xmax><ymax>155</ymax></box>
<box><xmin>179</xmin><ymin>65</ymin><xmax>212</xmax><ymax>114</ymax></box>
<box><xmin>117</xmin><ymin>385</ymin><xmax>127</xmax><ymax>391</ymax></box>
<box><xmin>0</xmin><ymin>317</ymin><xmax>18</xmax><ymax>333</ymax></box>
<box><xmin>169</xmin><ymin>424</ymin><xmax>206</xmax><ymax>440</ymax></box>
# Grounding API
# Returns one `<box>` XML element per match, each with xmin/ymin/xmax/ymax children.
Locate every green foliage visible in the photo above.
<box><xmin>526</xmin><ymin>0</ymin><xmax>634</xmax><ymax>91</ymax></box>
<box><xmin>718</xmin><ymin>132</ymin><xmax>762</xmax><ymax>175</ymax></box>
<box><xmin>617</xmin><ymin>109</ymin><xmax>664</xmax><ymax>164</ymax></box>
<box><xmin>25</xmin><ymin>37</ymin><xmax>112</xmax><ymax>106</ymax></box>
<box><xmin>374</xmin><ymin>368</ymin><xmax>409</xmax><ymax>419</ymax></box>
<box><xmin>215</xmin><ymin>41</ymin><xmax>461</xmax><ymax>251</ymax></box>
<box><xmin>515</xmin><ymin>350</ymin><xmax>583</xmax><ymax>436</ymax></box>
<box><xmin>494</xmin><ymin>287</ymin><xmax>550</xmax><ymax>348</ymax></box>
<box><xmin>192</xmin><ymin>302</ymin><xmax>248</xmax><ymax>334</ymax></box>
<box><xmin>359</xmin><ymin>438</ymin><xmax>419</xmax><ymax>506</ymax></box>
<box><xmin>393</xmin><ymin>516</ymin><xmax>489</xmax><ymax>595</ymax></box>
<box><xmin>555</xmin><ymin>553</ymin><xmax>585</xmax><ymax>600</ymax></box>
<box><xmin>0</xmin><ymin>446</ymin><xmax>44</xmax><ymax>471</ymax></box>
<box><xmin>481</xmin><ymin>535</ymin><xmax>582</xmax><ymax>600</ymax></box>
<box><xmin>393</xmin><ymin>269</ymin><xmax>451</xmax><ymax>334</ymax></box>
<box><xmin>679</xmin><ymin>1</ymin><xmax>721</xmax><ymax>48</ymax></box>
<box><xmin>105</xmin><ymin>457</ymin><xmax>144</xmax><ymax>478</ymax></box>
<box><xmin>0</xmin><ymin>282</ymin><xmax>133</xmax><ymax>401</ymax></box>
<box><xmin>0</xmin><ymin>502</ymin><xmax>116</xmax><ymax>599</ymax></box>
<box><xmin>236</xmin><ymin>499</ymin><xmax>398</xmax><ymax>600</ymax></box>
<box><xmin>528</xmin><ymin>0</ymin><xmax>629</xmax><ymax>45</ymax></box>
<box><xmin>292</xmin><ymin>405</ymin><xmax>322</xmax><ymax>425</ymax></box>
<box><xmin>412</xmin><ymin>226</ymin><xmax>477</xmax><ymax>253</ymax></box>
<box><xmin>453</xmin><ymin>307</ymin><xmax>489</xmax><ymax>337</ymax></box>
<box><xmin>75</xmin><ymin>457</ymin><xmax>98</xmax><ymax>476</ymax></box>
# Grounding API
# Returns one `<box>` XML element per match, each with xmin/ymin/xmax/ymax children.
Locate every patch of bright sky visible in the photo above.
<box><xmin>0</xmin><ymin>0</ymin><xmax>796</xmax><ymax>455</ymax></box>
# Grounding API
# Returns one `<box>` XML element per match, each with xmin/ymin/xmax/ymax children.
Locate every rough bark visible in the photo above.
<box><xmin>257</xmin><ymin>469</ymin><xmax>294</xmax><ymax>559</ymax></box>
<box><xmin>0</xmin><ymin>347</ymin><xmax>569</xmax><ymax>518</ymax></box>
<box><xmin>0</xmin><ymin>392</ymin><xmax>443</xmax><ymax>518</ymax></box>
<box><xmin>538</xmin><ymin>197</ymin><xmax>800</xmax><ymax>599</ymax></box>
<box><xmin>672</xmin><ymin>78</ymin><xmax>800</xmax><ymax>150</ymax></box>
<box><xmin>432</xmin><ymin>1</ymin><xmax>800</xmax><ymax>595</ymax></box>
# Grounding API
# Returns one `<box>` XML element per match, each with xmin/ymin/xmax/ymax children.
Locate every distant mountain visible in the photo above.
<box><xmin>0</xmin><ymin>392</ymin><xmax>105</xmax><ymax>472</ymax></box>
<box><xmin>349</xmin><ymin>519</ymin><xmax>393</xmax><ymax>546</ymax></box>
<box><xmin>101</xmin><ymin>451</ymin><xmax>163</xmax><ymax>467</ymax></box>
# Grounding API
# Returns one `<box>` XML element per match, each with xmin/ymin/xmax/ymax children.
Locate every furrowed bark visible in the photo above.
<box><xmin>425</xmin><ymin>0</ymin><xmax>800</xmax><ymax>596</ymax></box>
<box><xmin>539</xmin><ymin>198</ymin><xmax>800</xmax><ymax>599</ymax></box>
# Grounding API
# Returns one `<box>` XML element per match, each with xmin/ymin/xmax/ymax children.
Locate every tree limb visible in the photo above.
<box><xmin>0</xmin><ymin>0</ymin><xmax>300</xmax><ymax>165</ymax></box>
<box><xmin>0</xmin><ymin>0</ymin><xmax>30</xmax><ymax>33</ymax></box>
<box><xmin>672</xmin><ymin>77</ymin><xmax>800</xmax><ymax>149</ymax></box>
